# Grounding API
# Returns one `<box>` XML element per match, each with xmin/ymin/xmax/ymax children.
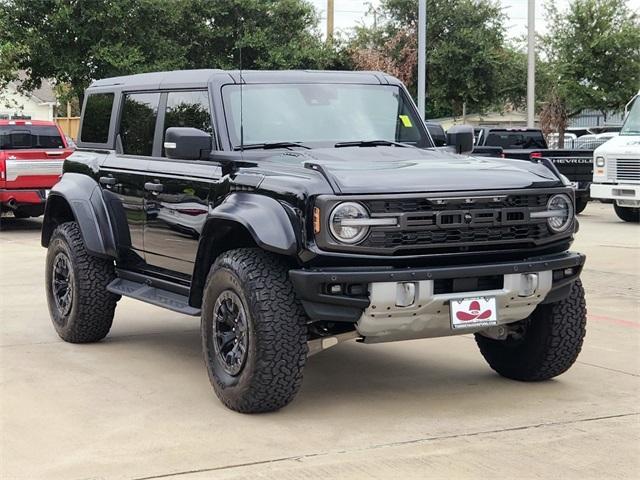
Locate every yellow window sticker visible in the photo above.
<box><xmin>399</xmin><ymin>115</ymin><xmax>412</xmax><ymax>128</ymax></box>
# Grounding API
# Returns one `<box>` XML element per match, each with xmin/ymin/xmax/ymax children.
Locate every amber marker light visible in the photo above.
<box><xmin>313</xmin><ymin>207</ymin><xmax>321</xmax><ymax>234</ymax></box>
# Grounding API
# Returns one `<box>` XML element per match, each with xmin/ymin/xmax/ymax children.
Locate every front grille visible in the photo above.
<box><xmin>366</xmin><ymin>193</ymin><xmax>548</xmax><ymax>213</ymax></box>
<box><xmin>366</xmin><ymin>224</ymin><xmax>548</xmax><ymax>251</ymax></box>
<box><xmin>615</xmin><ymin>158</ymin><xmax>640</xmax><ymax>182</ymax></box>
<box><xmin>355</xmin><ymin>192</ymin><xmax>559</xmax><ymax>255</ymax></box>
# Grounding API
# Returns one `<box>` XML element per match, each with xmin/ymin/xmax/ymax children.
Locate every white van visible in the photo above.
<box><xmin>591</xmin><ymin>91</ymin><xmax>640</xmax><ymax>222</ymax></box>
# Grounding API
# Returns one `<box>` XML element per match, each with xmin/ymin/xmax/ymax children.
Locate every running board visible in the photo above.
<box><xmin>107</xmin><ymin>278</ymin><xmax>201</xmax><ymax>316</ymax></box>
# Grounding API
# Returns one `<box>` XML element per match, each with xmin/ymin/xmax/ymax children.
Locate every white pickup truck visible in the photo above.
<box><xmin>591</xmin><ymin>91</ymin><xmax>640</xmax><ymax>222</ymax></box>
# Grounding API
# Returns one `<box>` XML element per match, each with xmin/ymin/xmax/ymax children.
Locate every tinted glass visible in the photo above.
<box><xmin>81</xmin><ymin>93</ymin><xmax>114</xmax><ymax>143</ymax></box>
<box><xmin>222</xmin><ymin>84</ymin><xmax>429</xmax><ymax>148</ymax></box>
<box><xmin>426</xmin><ymin>123</ymin><xmax>447</xmax><ymax>146</ymax></box>
<box><xmin>485</xmin><ymin>131</ymin><xmax>547</xmax><ymax>149</ymax></box>
<box><xmin>0</xmin><ymin>125</ymin><xmax>65</xmax><ymax>150</ymax></box>
<box><xmin>119</xmin><ymin>93</ymin><xmax>160</xmax><ymax>156</ymax></box>
<box><xmin>163</xmin><ymin>91</ymin><xmax>212</xmax><ymax>156</ymax></box>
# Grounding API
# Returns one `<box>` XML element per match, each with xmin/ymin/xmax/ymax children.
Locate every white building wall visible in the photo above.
<box><xmin>0</xmin><ymin>88</ymin><xmax>54</xmax><ymax>121</ymax></box>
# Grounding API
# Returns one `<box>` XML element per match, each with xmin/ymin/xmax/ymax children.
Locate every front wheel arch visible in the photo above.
<box><xmin>190</xmin><ymin>194</ymin><xmax>300</xmax><ymax>308</ymax></box>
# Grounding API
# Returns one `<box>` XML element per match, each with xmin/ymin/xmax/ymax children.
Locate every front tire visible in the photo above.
<box><xmin>575</xmin><ymin>198</ymin><xmax>588</xmax><ymax>215</ymax></box>
<box><xmin>45</xmin><ymin>221</ymin><xmax>119</xmax><ymax>343</ymax></box>
<box><xmin>614</xmin><ymin>204</ymin><xmax>640</xmax><ymax>223</ymax></box>
<box><xmin>475</xmin><ymin>280</ymin><xmax>586</xmax><ymax>381</ymax></box>
<box><xmin>201</xmin><ymin>248</ymin><xmax>308</xmax><ymax>413</ymax></box>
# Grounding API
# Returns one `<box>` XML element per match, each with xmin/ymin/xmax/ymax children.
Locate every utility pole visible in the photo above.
<box><xmin>527</xmin><ymin>0</ymin><xmax>535</xmax><ymax>127</ymax></box>
<box><xmin>417</xmin><ymin>0</ymin><xmax>427</xmax><ymax>120</ymax></box>
<box><xmin>327</xmin><ymin>0</ymin><xmax>334</xmax><ymax>42</ymax></box>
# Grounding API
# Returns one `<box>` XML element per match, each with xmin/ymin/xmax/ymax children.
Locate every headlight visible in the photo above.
<box><xmin>329</xmin><ymin>202</ymin><xmax>370</xmax><ymax>244</ymax></box>
<box><xmin>546</xmin><ymin>194</ymin><xmax>573</xmax><ymax>232</ymax></box>
<box><xmin>595</xmin><ymin>156</ymin><xmax>605</xmax><ymax>167</ymax></box>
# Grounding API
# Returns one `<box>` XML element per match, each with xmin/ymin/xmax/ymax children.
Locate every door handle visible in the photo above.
<box><xmin>99</xmin><ymin>176</ymin><xmax>116</xmax><ymax>186</ymax></box>
<box><xmin>144</xmin><ymin>181</ymin><xmax>164</xmax><ymax>193</ymax></box>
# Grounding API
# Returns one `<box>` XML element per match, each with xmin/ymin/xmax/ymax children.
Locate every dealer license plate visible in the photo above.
<box><xmin>450</xmin><ymin>296</ymin><xmax>498</xmax><ymax>329</ymax></box>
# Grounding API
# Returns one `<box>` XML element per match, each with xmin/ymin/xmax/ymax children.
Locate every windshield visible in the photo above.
<box><xmin>0</xmin><ymin>125</ymin><xmax>65</xmax><ymax>150</ymax></box>
<box><xmin>621</xmin><ymin>96</ymin><xmax>640</xmax><ymax>136</ymax></box>
<box><xmin>222</xmin><ymin>84</ymin><xmax>430</xmax><ymax>149</ymax></box>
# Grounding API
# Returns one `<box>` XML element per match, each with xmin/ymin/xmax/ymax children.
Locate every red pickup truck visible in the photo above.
<box><xmin>0</xmin><ymin>120</ymin><xmax>73</xmax><ymax>218</ymax></box>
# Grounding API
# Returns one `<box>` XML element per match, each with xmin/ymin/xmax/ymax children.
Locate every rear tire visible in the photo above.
<box><xmin>475</xmin><ymin>280</ymin><xmax>586</xmax><ymax>381</ymax></box>
<box><xmin>12</xmin><ymin>209</ymin><xmax>31</xmax><ymax>219</ymax></box>
<box><xmin>201</xmin><ymin>248</ymin><xmax>308</xmax><ymax>413</ymax></box>
<box><xmin>45</xmin><ymin>221</ymin><xmax>119</xmax><ymax>343</ymax></box>
<box><xmin>614</xmin><ymin>204</ymin><xmax>640</xmax><ymax>223</ymax></box>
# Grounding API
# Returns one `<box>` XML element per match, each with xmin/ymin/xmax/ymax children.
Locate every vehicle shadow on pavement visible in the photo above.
<box><xmin>0</xmin><ymin>216</ymin><xmax>43</xmax><ymax>232</ymax></box>
<box><xmin>100</xmin><ymin>329</ymin><xmax>566</xmax><ymax>414</ymax></box>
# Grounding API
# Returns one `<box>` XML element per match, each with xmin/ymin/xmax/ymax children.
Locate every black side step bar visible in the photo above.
<box><xmin>107</xmin><ymin>270</ymin><xmax>200</xmax><ymax>316</ymax></box>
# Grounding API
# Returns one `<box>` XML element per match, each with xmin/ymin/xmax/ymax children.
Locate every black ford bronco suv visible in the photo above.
<box><xmin>42</xmin><ymin>70</ymin><xmax>587</xmax><ymax>413</ymax></box>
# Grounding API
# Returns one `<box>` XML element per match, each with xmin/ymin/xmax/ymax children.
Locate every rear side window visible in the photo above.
<box><xmin>0</xmin><ymin>125</ymin><xmax>65</xmax><ymax>150</ymax></box>
<box><xmin>162</xmin><ymin>91</ymin><xmax>212</xmax><ymax>156</ymax></box>
<box><xmin>485</xmin><ymin>131</ymin><xmax>547</xmax><ymax>149</ymax></box>
<box><xmin>119</xmin><ymin>92</ymin><xmax>160</xmax><ymax>156</ymax></box>
<box><xmin>81</xmin><ymin>93</ymin><xmax>114</xmax><ymax>143</ymax></box>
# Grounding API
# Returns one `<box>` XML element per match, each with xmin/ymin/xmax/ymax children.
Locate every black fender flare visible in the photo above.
<box><xmin>206</xmin><ymin>192</ymin><xmax>298</xmax><ymax>256</ymax></box>
<box><xmin>41</xmin><ymin>173</ymin><xmax>117</xmax><ymax>258</ymax></box>
<box><xmin>189</xmin><ymin>193</ymin><xmax>299</xmax><ymax>307</ymax></box>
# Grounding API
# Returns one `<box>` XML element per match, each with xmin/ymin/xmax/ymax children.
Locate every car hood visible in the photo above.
<box><xmin>286</xmin><ymin>147</ymin><xmax>562</xmax><ymax>194</ymax></box>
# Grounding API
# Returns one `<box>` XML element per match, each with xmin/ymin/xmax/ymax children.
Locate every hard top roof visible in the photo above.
<box><xmin>88</xmin><ymin>69</ymin><xmax>396</xmax><ymax>91</ymax></box>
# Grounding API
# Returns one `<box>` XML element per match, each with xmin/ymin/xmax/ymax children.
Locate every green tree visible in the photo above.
<box><xmin>0</xmin><ymin>0</ymin><xmax>345</xmax><ymax>103</ymax></box>
<box><xmin>349</xmin><ymin>0</ymin><xmax>515</xmax><ymax>118</ymax></box>
<box><xmin>543</xmin><ymin>0</ymin><xmax>640</xmax><ymax>118</ymax></box>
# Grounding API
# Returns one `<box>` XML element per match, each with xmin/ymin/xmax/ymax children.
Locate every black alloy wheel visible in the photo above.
<box><xmin>213</xmin><ymin>290</ymin><xmax>249</xmax><ymax>376</ymax></box>
<box><xmin>51</xmin><ymin>251</ymin><xmax>74</xmax><ymax>318</ymax></box>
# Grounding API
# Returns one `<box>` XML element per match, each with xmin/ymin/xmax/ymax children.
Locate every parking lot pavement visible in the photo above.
<box><xmin>1</xmin><ymin>201</ymin><xmax>638</xmax><ymax>480</ymax></box>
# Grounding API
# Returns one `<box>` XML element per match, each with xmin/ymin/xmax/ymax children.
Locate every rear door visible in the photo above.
<box><xmin>99</xmin><ymin>92</ymin><xmax>161</xmax><ymax>261</ymax></box>
<box><xmin>143</xmin><ymin>90</ymin><xmax>220</xmax><ymax>276</ymax></box>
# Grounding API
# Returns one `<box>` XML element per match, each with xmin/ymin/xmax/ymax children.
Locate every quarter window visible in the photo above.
<box><xmin>163</xmin><ymin>91</ymin><xmax>212</xmax><ymax>156</ymax></box>
<box><xmin>81</xmin><ymin>93</ymin><xmax>114</xmax><ymax>144</ymax></box>
<box><xmin>119</xmin><ymin>92</ymin><xmax>160</xmax><ymax>156</ymax></box>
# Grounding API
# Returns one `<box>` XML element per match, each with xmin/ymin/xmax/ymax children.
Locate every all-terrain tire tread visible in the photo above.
<box><xmin>475</xmin><ymin>280</ymin><xmax>587</xmax><ymax>381</ymax></box>
<box><xmin>202</xmin><ymin>248</ymin><xmax>308</xmax><ymax>413</ymax></box>
<box><xmin>47</xmin><ymin>221</ymin><xmax>118</xmax><ymax>343</ymax></box>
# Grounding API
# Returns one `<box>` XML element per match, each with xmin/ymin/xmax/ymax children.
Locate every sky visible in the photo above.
<box><xmin>310</xmin><ymin>0</ymin><xmax>640</xmax><ymax>40</ymax></box>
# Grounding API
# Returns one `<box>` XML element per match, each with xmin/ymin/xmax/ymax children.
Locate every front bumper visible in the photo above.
<box><xmin>591</xmin><ymin>183</ymin><xmax>640</xmax><ymax>206</ymax></box>
<box><xmin>290</xmin><ymin>251</ymin><xmax>585</xmax><ymax>342</ymax></box>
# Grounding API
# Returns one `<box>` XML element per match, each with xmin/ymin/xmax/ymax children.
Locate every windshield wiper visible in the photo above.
<box><xmin>234</xmin><ymin>141</ymin><xmax>310</xmax><ymax>151</ymax></box>
<box><xmin>334</xmin><ymin>139</ymin><xmax>412</xmax><ymax>148</ymax></box>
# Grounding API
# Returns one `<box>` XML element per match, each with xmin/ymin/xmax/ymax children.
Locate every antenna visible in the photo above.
<box><xmin>239</xmin><ymin>15</ymin><xmax>244</xmax><ymax>156</ymax></box>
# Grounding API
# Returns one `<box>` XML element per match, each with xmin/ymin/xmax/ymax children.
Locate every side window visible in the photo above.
<box><xmin>119</xmin><ymin>92</ymin><xmax>160</xmax><ymax>156</ymax></box>
<box><xmin>81</xmin><ymin>93</ymin><xmax>114</xmax><ymax>143</ymax></box>
<box><xmin>163</xmin><ymin>90</ymin><xmax>212</xmax><ymax>156</ymax></box>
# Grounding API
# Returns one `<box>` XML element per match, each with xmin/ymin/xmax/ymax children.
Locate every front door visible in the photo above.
<box><xmin>143</xmin><ymin>90</ymin><xmax>220</xmax><ymax>276</ymax></box>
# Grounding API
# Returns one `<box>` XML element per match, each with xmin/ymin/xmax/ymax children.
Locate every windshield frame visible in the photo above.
<box><xmin>220</xmin><ymin>82</ymin><xmax>434</xmax><ymax>150</ymax></box>
<box><xmin>620</xmin><ymin>95</ymin><xmax>640</xmax><ymax>136</ymax></box>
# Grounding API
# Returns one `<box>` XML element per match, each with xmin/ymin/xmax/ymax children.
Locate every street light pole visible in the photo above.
<box><xmin>527</xmin><ymin>0</ymin><xmax>535</xmax><ymax>127</ymax></box>
<box><xmin>417</xmin><ymin>0</ymin><xmax>426</xmax><ymax>120</ymax></box>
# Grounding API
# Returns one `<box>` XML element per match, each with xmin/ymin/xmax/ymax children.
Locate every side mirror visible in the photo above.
<box><xmin>446</xmin><ymin>125</ymin><xmax>474</xmax><ymax>155</ymax></box>
<box><xmin>164</xmin><ymin>127</ymin><xmax>211</xmax><ymax>160</ymax></box>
